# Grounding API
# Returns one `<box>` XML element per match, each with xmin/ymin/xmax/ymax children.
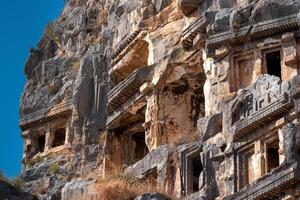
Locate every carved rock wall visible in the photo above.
<box><xmin>19</xmin><ymin>0</ymin><xmax>300</xmax><ymax>199</ymax></box>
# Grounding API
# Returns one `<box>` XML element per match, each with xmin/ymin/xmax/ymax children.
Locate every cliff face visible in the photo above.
<box><xmin>19</xmin><ymin>0</ymin><xmax>300</xmax><ymax>199</ymax></box>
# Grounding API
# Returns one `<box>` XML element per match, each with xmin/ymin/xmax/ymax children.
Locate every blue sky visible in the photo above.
<box><xmin>0</xmin><ymin>1</ymin><xmax>64</xmax><ymax>178</ymax></box>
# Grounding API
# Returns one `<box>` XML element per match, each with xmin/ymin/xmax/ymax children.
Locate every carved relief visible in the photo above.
<box><xmin>231</xmin><ymin>75</ymin><xmax>293</xmax><ymax>140</ymax></box>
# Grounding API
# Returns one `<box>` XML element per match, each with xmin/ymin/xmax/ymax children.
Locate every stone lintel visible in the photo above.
<box><xmin>111</xmin><ymin>29</ymin><xmax>148</xmax><ymax>66</ymax></box>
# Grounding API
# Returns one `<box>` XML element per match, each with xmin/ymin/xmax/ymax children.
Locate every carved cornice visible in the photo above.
<box><xmin>19</xmin><ymin>100</ymin><xmax>73</xmax><ymax>130</ymax></box>
<box><xmin>225</xmin><ymin>165</ymin><xmax>299</xmax><ymax>200</ymax></box>
<box><xmin>107</xmin><ymin>65</ymin><xmax>153</xmax><ymax>116</ymax></box>
<box><xmin>106</xmin><ymin>65</ymin><xmax>153</xmax><ymax>130</ymax></box>
<box><xmin>182</xmin><ymin>16</ymin><xmax>206</xmax><ymax>50</ymax></box>
<box><xmin>111</xmin><ymin>29</ymin><xmax>148</xmax><ymax>67</ymax></box>
<box><xmin>207</xmin><ymin>14</ymin><xmax>299</xmax><ymax>49</ymax></box>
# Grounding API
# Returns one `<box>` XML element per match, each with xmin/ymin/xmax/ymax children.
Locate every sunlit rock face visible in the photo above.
<box><xmin>19</xmin><ymin>0</ymin><xmax>300</xmax><ymax>199</ymax></box>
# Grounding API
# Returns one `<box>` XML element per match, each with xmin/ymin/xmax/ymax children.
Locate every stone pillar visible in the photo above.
<box><xmin>203</xmin><ymin>50</ymin><xmax>231</xmax><ymax>115</ymax></box>
<box><xmin>254</xmin><ymin>140</ymin><xmax>265</xmax><ymax>178</ymax></box>
<box><xmin>282</xmin><ymin>123</ymin><xmax>297</xmax><ymax>164</ymax></box>
<box><xmin>44</xmin><ymin>126</ymin><xmax>51</xmax><ymax>153</ymax></box>
<box><xmin>174</xmin><ymin>166</ymin><xmax>182</xmax><ymax>199</ymax></box>
<box><xmin>217</xmin><ymin>56</ymin><xmax>231</xmax><ymax>95</ymax></box>
<box><xmin>224</xmin><ymin>154</ymin><xmax>235</xmax><ymax>196</ymax></box>
<box><xmin>253</xmin><ymin>50</ymin><xmax>263</xmax><ymax>82</ymax></box>
<box><xmin>278</xmin><ymin>128</ymin><xmax>285</xmax><ymax>164</ymax></box>
<box><xmin>65</xmin><ymin>125</ymin><xmax>71</xmax><ymax>148</ymax></box>
<box><xmin>23</xmin><ymin>134</ymin><xmax>32</xmax><ymax>164</ymax></box>
<box><xmin>203</xmin><ymin>51</ymin><xmax>215</xmax><ymax>116</ymax></box>
<box><xmin>282</xmin><ymin>32</ymin><xmax>298</xmax><ymax>81</ymax></box>
<box><xmin>276</xmin><ymin>118</ymin><xmax>286</xmax><ymax>164</ymax></box>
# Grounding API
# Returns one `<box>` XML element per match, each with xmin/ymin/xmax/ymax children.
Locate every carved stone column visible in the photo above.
<box><xmin>44</xmin><ymin>126</ymin><xmax>51</xmax><ymax>153</ymax></box>
<box><xmin>254</xmin><ymin>140</ymin><xmax>264</xmax><ymax>179</ymax></box>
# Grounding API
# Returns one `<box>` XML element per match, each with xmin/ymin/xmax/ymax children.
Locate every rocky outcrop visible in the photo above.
<box><xmin>125</xmin><ymin>144</ymin><xmax>177</xmax><ymax>191</ymax></box>
<box><xmin>0</xmin><ymin>180</ymin><xmax>37</xmax><ymax>200</ymax></box>
<box><xmin>61</xmin><ymin>180</ymin><xmax>100</xmax><ymax>200</ymax></box>
<box><xmin>19</xmin><ymin>0</ymin><xmax>300</xmax><ymax>199</ymax></box>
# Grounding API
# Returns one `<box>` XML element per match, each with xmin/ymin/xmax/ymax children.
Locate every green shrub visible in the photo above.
<box><xmin>72</xmin><ymin>61</ymin><xmax>81</xmax><ymax>71</ymax></box>
<box><xmin>28</xmin><ymin>156</ymin><xmax>44</xmax><ymax>168</ymax></box>
<box><xmin>48</xmin><ymin>84</ymin><xmax>59</xmax><ymax>95</ymax></box>
<box><xmin>99</xmin><ymin>131</ymin><xmax>106</xmax><ymax>145</ymax></box>
<box><xmin>45</xmin><ymin>23</ymin><xmax>61</xmax><ymax>49</ymax></box>
<box><xmin>12</xmin><ymin>176</ymin><xmax>24</xmax><ymax>190</ymax></box>
<box><xmin>49</xmin><ymin>163</ymin><xmax>60</xmax><ymax>174</ymax></box>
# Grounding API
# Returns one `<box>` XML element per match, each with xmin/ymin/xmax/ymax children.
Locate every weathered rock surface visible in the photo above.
<box><xmin>134</xmin><ymin>193</ymin><xmax>171</xmax><ymax>200</ymax></box>
<box><xmin>19</xmin><ymin>0</ymin><xmax>300</xmax><ymax>199</ymax></box>
<box><xmin>61</xmin><ymin>180</ymin><xmax>100</xmax><ymax>200</ymax></box>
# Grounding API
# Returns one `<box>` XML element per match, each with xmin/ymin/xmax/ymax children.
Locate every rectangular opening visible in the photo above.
<box><xmin>37</xmin><ymin>135</ymin><xmax>45</xmax><ymax>153</ymax></box>
<box><xmin>131</xmin><ymin>132</ymin><xmax>149</xmax><ymax>163</ymax></box>
<box><xmin>52</xmin><ymin>128</ymin><xmax>66</xmax><ymax>148</ymax></box>
<box><xmin>192</xmin><ymin>157</ymin><xmax>202</xmax><ymax>193</ymax></box>
<box><xmin>266</xmin><ymin>139</ymin><xmax>280</xmax><ymax>173</ymax></box>
<box><xmin>186</xmin><ymin>152</ymin><xmax>203</xmax><ymax>194</ymax></box>
<box><xmin>265</xmin><ymin>50</ymin><xmax>281</xmax><ymax>79</ymax></box>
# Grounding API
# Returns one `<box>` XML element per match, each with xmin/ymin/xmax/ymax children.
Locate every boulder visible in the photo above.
<box><xmin>125</xmin><ymin>144</ymin><xmax>177</xmax><ymax>191</ymax></box>
<box><xmin>61</xmin><ymin>180</ymin><xmax>99</xmax><ymax>200</ymax></box>
<box><xmin>135</xmin><ymin>193</ymin><xmax>171</xmax><ymax>200</ymax></box>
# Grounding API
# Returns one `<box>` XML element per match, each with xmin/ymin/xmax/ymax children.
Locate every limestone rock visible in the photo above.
<box><xmin>198</xmin><ymin>113</ymin><xmax>222</xmax><ymax>141</ymax></box>
<box><xmin>18</xmin><ymin>0</ymin><xmax>300</xmax><ymax>199</ymax></box>
<box><xmin>125</xmin><ymin>144</ymin><xmax>175</xmax><ymax>181</ymax></box>
<box><xmin>134</xmin><ymin>193</ymin><xmax>171</xmax><ymax>200</ymax></box>
<box><xmin>61</xmin><ymin>180</ymin><xmax>99</xmax><ymax>200</ymax></box>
